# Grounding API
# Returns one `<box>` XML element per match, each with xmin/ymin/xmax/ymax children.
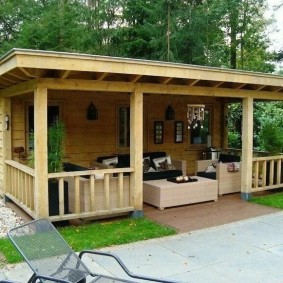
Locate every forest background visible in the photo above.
<box><xmin>0</xmin><ymin>0</ymin><xmax>283</xmax><ymax>152</ymax></box>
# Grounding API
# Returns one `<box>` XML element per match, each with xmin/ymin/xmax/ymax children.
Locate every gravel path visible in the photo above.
<box><xmin>0</xmin><ymin>197</ymin><xmax>24</xmax><ymax>238</ymax></box>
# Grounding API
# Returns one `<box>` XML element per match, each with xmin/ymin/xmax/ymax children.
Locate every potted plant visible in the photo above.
<box><xmin>47</xmin><ymin>120</ymin><xmax>69</xmax><ymax>216</ymax></box>
<box><xmin>29</xmin><ymin>120</ymin><xmax>68</xmax><ymax>216</ymax></box>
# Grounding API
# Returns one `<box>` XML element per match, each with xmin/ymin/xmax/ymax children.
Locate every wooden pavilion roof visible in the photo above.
<box><xmin>0</xmin><ymin>48</ymin><xmax>282</xmax><ymax>98</ymax></box>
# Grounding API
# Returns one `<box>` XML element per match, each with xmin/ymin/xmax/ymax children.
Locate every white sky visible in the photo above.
<box><xmin>266</xmin><ymin>0</ymin><xmax>283</xmax><ymax>52</ymax></box>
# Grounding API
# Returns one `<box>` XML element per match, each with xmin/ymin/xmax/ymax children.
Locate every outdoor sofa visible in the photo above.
<box><xmin>195</xmin><ymin>153</ymin><xmax>241</xmax><ymax>195</ymax></box>
<box><xmin>91</xmin><ymin>151</ymin><xmax>187</xmax><ymax>180</ymax></box>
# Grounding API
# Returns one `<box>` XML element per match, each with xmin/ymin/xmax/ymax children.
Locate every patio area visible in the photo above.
<box><xmin>144</xmin><ymin>193</ymin><xmax>281</xmax><ymax>233</ymax></box>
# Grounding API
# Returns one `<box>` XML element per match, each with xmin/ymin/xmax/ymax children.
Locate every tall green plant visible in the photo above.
<box><xmin>259</xmin><ymin>119</ymin><xmax>283</xmax><ymax>155</ymax></box>
<box><xmin>48</xmin><ymin>120</ymin><xmax>65</xmax><ymax>173</ymax></box>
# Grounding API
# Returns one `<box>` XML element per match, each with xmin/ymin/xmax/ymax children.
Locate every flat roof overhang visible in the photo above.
<box><xmin>0</xmin><ymin>48</ymin><xmax>282</xmax><ymax>98</ymax></box>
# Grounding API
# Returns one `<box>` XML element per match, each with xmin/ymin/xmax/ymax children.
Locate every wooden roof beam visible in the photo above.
<box><xmin>129</xmin><ymin>74</ymin><xmax>142</xmax><ymax>83</ymax></box>
<box><xmin>187</xmin><ymin>79</ymin><xmax>200</xmax><ymax>86</ymax></box>
<box><xmin>19</xmin><ymin>67</ymin><xmax>37</xmax><ymax>77</ymax></box>
<box><xmin>29</xmin><ymin>78</ymin><xmax>283</xmax><ymax>101</ymax></box>
<box><xmin>96</xmin><ymin>72</ymin><xmax>108</xmax><ymax>81</ymax></box>
<box><xmin>58</xmin><ymin>70</ymin><xmax>71</xmax><ymax>79</ymax></box>
<box><xmin>160</xmin><ymin>77</ymin><xmax>173</xmax><ymax>84</ymax></box>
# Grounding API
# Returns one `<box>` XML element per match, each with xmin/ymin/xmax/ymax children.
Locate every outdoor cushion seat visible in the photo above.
<box><xmin>93</xmin><ymin>152</ymin><xmax>186</xmax><ymax>181</ymax></box>
<box><xmin>195</xmin><ymin>153</ymin><xmax>241</xmax><ymax>195</ymax></box>
<box><xmin>143</xmin><ymin>169</ymin><xmax>183</xmax><ymax>181</ymax></box>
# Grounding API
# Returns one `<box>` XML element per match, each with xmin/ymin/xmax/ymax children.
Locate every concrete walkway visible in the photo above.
<box><xmin>2</xmin><ymin>211</ymin><xmax>283</xmax><ymax>282</ymax></box>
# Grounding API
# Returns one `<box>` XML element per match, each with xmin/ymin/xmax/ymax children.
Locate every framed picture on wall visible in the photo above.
<box><xmin>175</xmin><ymin>121</ymin><xmax>183</xmax><ymax>143</ymax></box>
<box><xmin>154</xmin><ymin>121</ymin><xmax>163</xmax><ymax>144</ymax></box>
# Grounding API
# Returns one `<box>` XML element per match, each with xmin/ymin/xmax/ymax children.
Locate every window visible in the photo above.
<box><xmin>118</xmin><ymin>106</ymin><xmax>130</xmax><ymax>148</ymax></box>
<box><xmin>26</xmin><ymin>104</ymin><xmax>60</xmax><ymax>152</ymax></box>
<box><xmin>189</xmin><ymin>108</ymin><xmax>211</xmax><ymax>146</ymax></box>
<box><xmin>117</xmin><ymin>104</ymin><xmax>147</xmax><ymax>150</ymax></box>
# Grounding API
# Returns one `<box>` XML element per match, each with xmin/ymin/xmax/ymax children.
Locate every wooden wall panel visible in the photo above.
<box><xmin>10</xmin><ymin>91</ymin><xmax>222</xmax><ymax>174</ymax></box>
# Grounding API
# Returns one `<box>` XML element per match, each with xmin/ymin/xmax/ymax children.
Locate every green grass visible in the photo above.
<box><xmin>249</xmin><ymin>192</ymin><xmax>283</xmax><ymax>209</ymax></box>
<box><xmin>0</xmin><ymin>217</ymin><xmax>176</xmax><ymax>264</ymax></box>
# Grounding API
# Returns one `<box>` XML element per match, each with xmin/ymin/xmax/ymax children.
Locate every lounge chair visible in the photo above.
<box><xmin>7</xmin><ymin>219</ymin><xmax>177</xmax><ymax>283</ymax></box>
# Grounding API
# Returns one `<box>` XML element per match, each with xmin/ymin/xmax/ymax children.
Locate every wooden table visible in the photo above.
<box><xmin>143</xmin><ymin>176</ymin><xmax>218</xmax><ymax>210</ymax></box>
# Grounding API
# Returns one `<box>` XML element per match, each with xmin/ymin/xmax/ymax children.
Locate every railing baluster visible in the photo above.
<box><xmin>104</xmin><ymin>174</ymin><xmax>110</xmax><ymax>210</ymax></box>
<box><xmin>118</xmin><ymin>172</ymin><xmax>124</xmax><ymax>207</ymax></box>
<box><xmin>59</xmin><ymin>177</ymin><xmax>65</xmax><ymax>216</ymax></box>
<box><xmin>90</xmin><ymin>175</ymin><xmax>95</xmax><ymax>211</ymax></box>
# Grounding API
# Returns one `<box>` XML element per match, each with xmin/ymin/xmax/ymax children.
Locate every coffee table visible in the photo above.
<box><xmin>143</xmin><ymin>176</ymin><xmax>218</xmax><ymax>210</ymax></box>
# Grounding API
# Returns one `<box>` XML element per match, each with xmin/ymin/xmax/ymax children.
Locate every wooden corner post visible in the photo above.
<box><xmin>34</xmin><ymin>85</ymin><xmax>49</xmax><ymax>218</ymax></box>
<box><xmin>1</xmin><ymin>98</ymin><xmax>11</xmax><ymax>197</ymax></box>
<box><xmin>130</xmin><ymin>89</ymin><xmax>143</xmax><ymax>217</ymax></box>
<box><xmin>241</xmin><ymin>97</ymin><xmax>253</xmax><ymax>200</ymax></box>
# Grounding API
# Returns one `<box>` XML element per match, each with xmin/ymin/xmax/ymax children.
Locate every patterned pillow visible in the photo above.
<box><xmin>143</xmin><ymin>158</ymin><xmax>152</xmax><ymax>173</ymax></box>
<box><xmin>227</xmin><ymin>162</ymin><xmax>240</xmax><ymax>172</ymax></box>
<box><xmin>205</xmin><ymin>163</ymin><xmax>217</xmax><ymax>173</ymax></box>
<box><xmin>153</xmin><ymin>155</ymin><xmax>172</xmax><ymax>170</ymax></box>
<box><xmin>158</xmin><ymin>159</ymin><xmax>175</xmax><ymax>171</ymax></box>
<box><xmin>102</xmin><ymin>157</ymin><xmax>118</xmax><ymax>166</ymax></box>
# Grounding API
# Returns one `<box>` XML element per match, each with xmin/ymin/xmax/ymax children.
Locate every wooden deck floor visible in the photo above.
<box><xmin>144</xmin><ymin>193</ymin><xmax>281</xmax><ymax>233</ymax></box>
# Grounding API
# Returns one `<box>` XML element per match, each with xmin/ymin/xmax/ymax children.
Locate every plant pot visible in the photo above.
<box><xmin>48</xmin><ymin>180</ymin><xmax>69</xmax><ymax>216</ymax></box>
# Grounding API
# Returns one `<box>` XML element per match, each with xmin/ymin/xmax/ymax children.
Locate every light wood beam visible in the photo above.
<box><xmin>130</xmin><ymin>89</ymin><xmax>143</xmax><ymax>213</ymax></box>
<box><xmin>160</xmin><ymin>77</ymin><xmax>173</xmax><ymax>84</ymax></box>
<box><xmin>35</xmin><ymin>78</ymin><xmax>283</xmax><ymax>101</ymax></box>
<box><xmin>129</xmin><ymin>75</ymin><xmax>142</xmax><ymax>83</ymax></box>
<box><xmin>34</xmin><ymin>85</ymin><xmax>49</xmax><ymax>218</ymax></box>
<box><xmin>96</xmin><ymin>72</ymin><xmax>108</xmax><ymax>81</ymax></box>
<box><xmin>241</xmin><ymin>97</ymin><xmax>253</xmax><ymax>199</ymax></box>
<box><xmin>1</xmin><ymin>98</ymin><xmax>11</xmax><ymax>196</ymax></box>
<box><xmin>59</xmin><ymin>70</ymin><xmax>71</xmax><ymax>79</ymax></box>
<box><xmin>0</xmin><ymin>79</ymin><xmax>37</xmax><ymax>97</ymax></box>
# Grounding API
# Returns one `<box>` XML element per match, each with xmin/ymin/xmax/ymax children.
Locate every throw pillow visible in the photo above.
<box><xmin>153</xmin><ymin>155</ymin><xmax>172</xmax><ymax>170</ymax></box>
<box><xmin>102</xmin><ymin>157</ymin><xmax>118</xmax><ymax>166</ymax></box>
<box><xmin>205</xmin><ymin>163</ymin><xmax>217</xmax><ymax>173</ymax></box>
<box><xmin>94</xmin><ymin>173</ymin><xmax>104</xmax><ymax>179</ymax></box>
<box><xmin>143</xmin><ymin>157</ymin><xmax>151</xmax><ymax>173</ymax></box>
<box><xmin>158</xmin><ymin>159</ymin><xmax>175</xmax><ymax>171</ymax></box>
<box><xmin>227</xmin><ymin>162</ymin><xmax>240</xmax><ymax>172</ymax></box>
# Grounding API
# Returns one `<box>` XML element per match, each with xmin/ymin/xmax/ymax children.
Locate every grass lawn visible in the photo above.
<box><xmin>249</xmin><ymin>191</ymin><xmax>283</xmax><ymax>209</ymax></box>
<box><xmin>0</xmin><ymin>217</ymin><xmax>176</xmax><ymax>265</ymax></box>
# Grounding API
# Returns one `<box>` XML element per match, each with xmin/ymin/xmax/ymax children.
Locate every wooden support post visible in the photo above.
<box><xmin>241</xmin><ymin>97</ymin><xmax>253</xmax><ymax>200</ymax></box>
<box><xmin>34</xmin><ymin>86</ymin><xmax>49</xmax><ymax>218</ymax></box>
<box><xmin>1</xmin><ymin>98</ymin><xmax>11</xmax><ymax>197</ymax></box>
<box><xmin>130</xmin><ymin>89</ymin><xmax>143</xmax><ymax>217</ymax></box>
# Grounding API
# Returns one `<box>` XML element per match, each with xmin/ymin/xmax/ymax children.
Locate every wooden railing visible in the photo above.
<box><xmin>4</xmin><ymin>160</ymin><xmax>135</xmax><ymax>221</ymax></box>
<box><xmin>48</xmin><ymin>168</ymin><xmax>135</xmax><ymax>222</ymax></box>
<box><xmin>5</xmin><ymin>160</ymin><xmax>35</xmax><ymax>218</ymax></box>
<box><xmin>252</xmin><ymin>155</ymin><xmax>283</xmax><ymax>192</ymax></box>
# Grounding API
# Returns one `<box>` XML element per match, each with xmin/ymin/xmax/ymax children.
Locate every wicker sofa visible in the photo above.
<box><xmin>195</xmin><ymin>154</ymin><xmax>241</xmax><ymax>195</ymax></box>
<box><xmin>91</xmin><ymin>152</ymin><xmax>187</xmax><ymax>181</ymax></box>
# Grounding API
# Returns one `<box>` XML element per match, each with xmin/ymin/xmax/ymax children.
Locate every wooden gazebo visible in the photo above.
<box><xmin>0</xmin><ymin>49</ymin><xmax>283</xmax><ymax>221</ymax></box>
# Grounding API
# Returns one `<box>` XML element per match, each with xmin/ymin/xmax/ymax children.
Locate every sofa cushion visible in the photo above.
<box><xmin>143</xmin><ymin>169</ymin><xmax>182</xmax><ymax>181</ymax></box>
<box><xmin>218</xmin><ymin>154</ymin><xmax>240</xmax><ymax>163</ymax></box>
<box><xmin>102</xmin><ymin>157</ymin><xmax>118</xmax><ymax>166</ymax></box>
<box><xmin>63</xmin><ymin>162</ymin><xmax>90</xmax><ymax>179</ymax></box>
<box><xmin>197</xmin><ymin>171</ymin><xmax>216</xmax><ymax>180</ymax></box>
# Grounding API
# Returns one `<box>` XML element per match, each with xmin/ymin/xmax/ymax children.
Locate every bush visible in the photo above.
<box><xmin>259</xmin><ymin>120</ymin><xmax>283</xmax><ymax>155</ymax></box>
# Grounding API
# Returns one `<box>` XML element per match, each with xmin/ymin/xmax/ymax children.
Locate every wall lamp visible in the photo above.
<box><xmin>4</xmin><ymin>115</ymin><xmax>10</xmax><ymax>130</ymax></box>
<box><xmin>165</xmin><ymin>105</ymin><xmax>175</xmax><ymax>120</ymax></box>
<box><xmin>87</xmin><ymin>102</ymin><xmax>98</xmax><ymax>120</ymax></box>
